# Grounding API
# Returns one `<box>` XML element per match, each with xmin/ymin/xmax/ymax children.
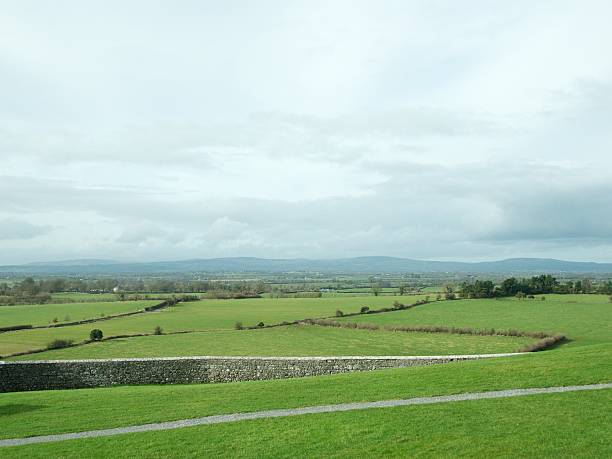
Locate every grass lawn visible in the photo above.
<box><xmin>0</xmin><ymin>295</ymin><xmax>427</xmax><ymax>356</ymax></box>
<box><xmin>0</xmin><ymin>300</ymin><xmax>160</xmax><ymax>328</ymax></box>
<box><xmin>1</xmin><ymin>388</ymin><xmax>610</xmax><ymax>458</ymax></box>
<box><xmin>1</xmin><ymin>342</ymin><xmax>610</xmax><ymax>441</ymax></box>
<box><xmin>8</xmin><ymin>323</ymin><xmax>533</xmax><ymax>360</ymax></box>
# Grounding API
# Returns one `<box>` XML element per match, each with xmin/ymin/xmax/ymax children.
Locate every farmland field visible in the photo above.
<box><xmin>1</xmin><ymin>294</ymin><xmax>611</xmax><ymax>457</ymax></box>
<box><xmin>9</xmin><ymin>324</ymin><xmax>533</xmax><ymax>360</ymax></box>
<box><xmin>0</xmin><ymin>295</ymin><xmax>428</xmax><ymax>357</ymax></box>
<box><xmin>0</xmin><ymin>300</ymin><xmax>160</xmax><ymax>328</ymax></box>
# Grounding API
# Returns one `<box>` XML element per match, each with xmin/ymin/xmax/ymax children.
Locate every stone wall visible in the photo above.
<box><xmin>0</xmin><ymin>354</ymin><xmax>520</xmax><ymax>392</ymax></box>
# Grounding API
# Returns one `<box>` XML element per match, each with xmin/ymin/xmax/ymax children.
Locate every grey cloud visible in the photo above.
<box><xmin>0</xmin><ymin>220</ymin><xmax>50</xmax><ymax>240</ymax></box>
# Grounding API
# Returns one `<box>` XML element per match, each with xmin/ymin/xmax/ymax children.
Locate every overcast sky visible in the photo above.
<box><xmin>2</xmin><ymin>0</ymin><xmax>612</xmax><ymax>264</ymax></box>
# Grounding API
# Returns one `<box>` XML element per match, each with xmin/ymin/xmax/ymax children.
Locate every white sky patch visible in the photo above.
<box><xmin>0</xmin><ymin>0</ymin><xmax>611</xmax><ymax>263</ymax></box>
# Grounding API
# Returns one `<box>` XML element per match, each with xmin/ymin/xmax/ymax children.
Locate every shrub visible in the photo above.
<box><xmin>393</xmin><ymin>301</ymin><xmax>404</xmax><ymax>309</ymax></box>
<box><xmin>444</xmin><ymin>292</ymin><xmax>456</xmax><ymax>300</ymax></box>
<box><xmin>257</xmin><ymin>321</ymin><xmax>265</xmax><ymax>328</ymax></box>
<box><xmin>89</xmin><ymin>329</ymin><xmax>103</xmax><ymax>341</ymax></box>
<box><xmin>47</xmin><ymin>339</ymin><xmax>74</xmax><ymax>350</ymax></box>
<box><xmin>335</xmin><ymin>310</ymin><xmax>344</xmax><ymax>317</ymax></box>
<box><xmin>234</xmin><ymin>321</ymin><xmax>243</xmax><ymax>330</ymax></box>
<box><xmin>541</xmin><ymin>296</ymin><xmax>546</xmax><ymax>301</ymax></box>
<box><xmin>360</xmin><ymin>306</ymin><xmax>370</xmax><ymax>314</ymax></box>
<box><xmin>436</xmin><ymin>294</ymin><xmax>442</xmax><ymax>301</ymax></box>
<box><xmin>52</xmin><ymin>317</ymin><xmax>59</xmax><ymax>324</ymax></box>
<box><xmin>154</xmin><ymin>325</ymin><xmax>163</xmax><ymax>335</ymax></box>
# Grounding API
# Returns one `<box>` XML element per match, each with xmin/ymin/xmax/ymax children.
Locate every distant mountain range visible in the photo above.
<box><xmin>1</xmin><ymin>257</ymin><xmax>612</xmax><ymax>275</ymax></box>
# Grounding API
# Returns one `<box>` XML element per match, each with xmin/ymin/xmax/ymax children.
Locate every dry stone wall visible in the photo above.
<box><xmin>0</xmin><ymin>354</ymin><xmax>519</xmax><ymax>393</ymax></box>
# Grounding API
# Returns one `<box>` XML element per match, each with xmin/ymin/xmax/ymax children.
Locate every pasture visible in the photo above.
<box><xmin>0</xmin><ymin>293</ymin><xmax>610</xmax><ymax>457</ymax></box>
<box><xmin>9</xmin><ymin>324</ymin><xmax>533</xmax><ymax>360</ymax></box>
<box><xmin>0</xmin><ymin>295</ymin><xmax>428</xmax><ymax>357</ymax></box>
<box><xmin>0</xmin><ymin>300</ymin><xmax>159</xmax><ymax>329</ymax></box>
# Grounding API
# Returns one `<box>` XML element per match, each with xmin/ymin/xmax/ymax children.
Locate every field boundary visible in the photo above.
<box><xmin>304</xmin><ymin>319</ymin><xmax>567</xmax><ymax>353</ymax></box>
<box><xmin>1</xmin><ymin>382</ymin><xmax>609</xmax><ymax>447</ymax></box>
<box><xmin>0</xmin><ymin>353</ymin><xmax>526</xmax><ymax>392</ymax></box>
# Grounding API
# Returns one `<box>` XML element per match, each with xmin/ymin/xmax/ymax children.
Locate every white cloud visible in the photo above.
<box><xmin>0</xmin><ymin>1</ymin><xmax>611</xmax><ymax>264</ymax></box>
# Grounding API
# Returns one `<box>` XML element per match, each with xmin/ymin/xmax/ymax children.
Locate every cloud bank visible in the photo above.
<box><xmin>1</xmin><ymin>0</ymin><xmax>612</xmax><ymax>263</ymax></box>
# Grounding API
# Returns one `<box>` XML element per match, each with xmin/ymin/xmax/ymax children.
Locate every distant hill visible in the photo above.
<box><xmin>1</xmin><ymin>256</ymin><xmax>612</xmax><ymax>275</ymax></box>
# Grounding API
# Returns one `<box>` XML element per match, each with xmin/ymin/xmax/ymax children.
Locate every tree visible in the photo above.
<box><xmin>89</xmin><ymin>329</ymin><xmax>103</xmax><ymax>341</ymax></box>
<box><xmin>398</xmin><ymin>284</ymin><xmax>408</xmax><ymax>296</ymax></box>
<box><xmin>372</xmin><ymin>284</ymin><xmax>382</xmax><ymax>297</ymax></box>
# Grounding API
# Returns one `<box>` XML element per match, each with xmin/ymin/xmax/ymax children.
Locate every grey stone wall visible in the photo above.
<box><xmin>0</xmin><ymin>354</ymin><xmax>521</xmax><ymax>392</ymax></box>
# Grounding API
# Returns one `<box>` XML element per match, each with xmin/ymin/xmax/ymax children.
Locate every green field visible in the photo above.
<box><xmin>1</xmin><ymin>294</ymin><xmax>610</xmax><ymax>457</ymax></box>
<box><xmin>0</xmin><ymin>300</ymin><xmax>160</xmax><ymax>328</ymax></box>
<box><xmin>4</xmin><ymin>390</ymin><xmax>609</xmax><ymax>458</ymax></box>
<box><xmin>342</xmin><ymin>294</ymin><xmax>612</xmax><ymax>347</ymax></box>
<box><xmin>9</xmin><ymin>324</ymin><xmax>532</xmax><ymax>360</ymax></box>
<box><xmin>0</xmin><ymin>295</ymin><xmax>428</xmax><ymax>356</ymax></box>
<box><xmin>50</xmin><ymin>293</ymin><xmax>122</xmax><ymax>302</ymax></box>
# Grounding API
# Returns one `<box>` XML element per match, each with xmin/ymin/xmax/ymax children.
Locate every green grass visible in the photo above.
<box><xmin>3</xmin><ymin>390</ymin><xmax>610</xmax><ymax>458</ymax></box>
<box><xmin>1</xmin><ymin>342</ymin><xmax>610</xmax><ymax>441</ymax></box>
<box><xmin>0</xmin><ymin>295</ymin><xmax>427</xmax><ymax>356</ymax></box>
<box><xmin>9</xmin><ymin>324</ymin><xmax>533</xmax><ymax>360</ymax></box>
<box><xmin>343</xmin><ymin>295</ymin><xmax>612</xmax><ymax>347</ymax></box>
<box><xmin>0</xmin><ymin>300</ymin><xmax>159</xmax><ymax>328</ymax></box>
<box><xmin>50</xmin><ymin>293</ymin><xmax>122</xmax><ymax>302</ymax></box>
<box><xmin>1</xmin><ymin>294</ymin><xmax>610</xmax><ymax>457</ymax></box>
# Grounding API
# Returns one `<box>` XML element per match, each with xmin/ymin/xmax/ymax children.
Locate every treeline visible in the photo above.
<box><xmin>459</xmin><ymin>275</ymin><xmax>612</xmax><ymax>299</ymax></box>
<box><xmin>0</xmin><ymin>277</ymin><xmax>269</xmax><ymax>305</ymax></box>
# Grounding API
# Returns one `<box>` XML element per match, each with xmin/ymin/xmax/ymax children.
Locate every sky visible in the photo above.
<box><xmin>1</xmin><ymin>0</ymin><xmax>612</xmax><ymax>264</ymax></box>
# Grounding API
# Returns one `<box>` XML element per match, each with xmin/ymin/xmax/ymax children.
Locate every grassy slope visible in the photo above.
<box><xmin>1</xmin><ymin>295</ymin><xmax>610</xmax><ymax>456</ymax></box>
<box><xmin>3</xmin><ymin>390</ymin><xmax>610</xmax><ymax>458</ymax></box>
<box><xmin>0</xmin><ymin>295</ymin><xmax>426</xmax><ymax>356</ymax></box>
<box><xmin>9</xmin><ymin>324</ymin><xmax>532</xmax><ymax>360</ymax></box>
<box><xmin>0</xmin><ymin>300</ymin><xmax>159</xmax><ymax>328</ymax></box>
<box><xmin>1</xmin><ymin>335</ymin><xmax>610</xmax><ymax>440</ymax></box>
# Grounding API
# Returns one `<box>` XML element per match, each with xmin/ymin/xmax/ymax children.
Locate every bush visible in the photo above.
<box><xmin>89</xmin><ymin>329</ymin><xmax>103</xmax><ymax>341</ymax></box>
<box><xmin>154</xmin><ymin>325</ymin><xmax>163</xmax><ymax>335</ymax></box>
<box><xmin>257</xmin><ymin>321</ymin><xmax>265</xmax><ymax>328</ymax></box>
<box><xmin>541</xmin><ymin>296</ymin><xmax>546</xmax><ymax>301</ymax></box>
<box><xmin>335</xmin><ymin>310</ymin><xmax>344</xmax><ymax>317</ymax></box>
<box><xmin>234</xmin><ymin>321</ymin><xmax>243</xmax><ymax>330</ymax></box>
<box><xmin>51</xmin><ymin>317</ymin><xmax>59</xmax><ymax>324</ymax></box>
<box><xmin>360</xmin><ymin>306</ymin><xmax>370</xmax><ymax>314</ymax></box>
<box><xmin>436</xmin><ymin>294</ymin><xmax>442</xmax><ymax>301</ymax></box>
<box><xmin>47</xmin><ymin>339</ymin><xmax>74</xmax><ymax>350</ymax></box>
<box><xmin>444</xmin><ymin>292</ymin><xmax>456</xmax><ymax>300</ymax></box>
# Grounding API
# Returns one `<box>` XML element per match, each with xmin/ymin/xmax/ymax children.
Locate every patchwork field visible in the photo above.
<box><xmin>9</xmin><ymin>324</ymin><xmax>533</xmax><ymax>360</ymax></box>
<box><xmin>1</xmin><ymin>293</ymin><xmax>611</xmax><ymax>457</ymax></box>
<box><xmin>0</xmin><ymin>295</ymin><xmax>428</xmax><ymax>357</ymax></box>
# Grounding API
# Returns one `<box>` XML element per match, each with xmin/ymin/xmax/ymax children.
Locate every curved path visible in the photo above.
<box><xmin>2</xmin><ymin>383</ymin><xmax>610</xmax><ymax>448</ymax></box>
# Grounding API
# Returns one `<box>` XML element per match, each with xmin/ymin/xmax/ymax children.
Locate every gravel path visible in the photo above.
<box><xmin>2</xmin><ymin>383</ymin><xmax>610</xmax><ymax>448</ymax></box>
